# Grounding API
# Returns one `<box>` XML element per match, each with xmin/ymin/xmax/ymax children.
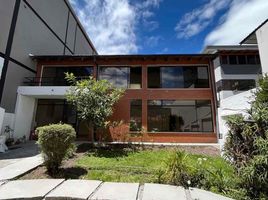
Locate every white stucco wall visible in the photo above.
<box><xmin>17</xmin><ymin>86</ymin><xmax>68</xmax><ymax>98</ymax></box>
<box><xmin>218</xmin><ymin>89</ymin><xmax>254</xmax><ymax>147</ymax></box>
<box><xmin>13</xmin><ymin>86</ymin><xmax>69</xmax><ymax>140</ymax></box>
<box><xmin>13</xmin><ymin>94</ymin><xmax>36</xmax><ymax>140</ymax></box>
<box><xmin>1</xmin><ymin>113</ymin><xmax>15</xmax><ymax>134</ymax></box>
<box><xmin>0</xmin><ymin>107</ymin><xmax>5</xmax><ymax>134</ymax></box>
<box><xmin>256</xmin><ymin>21</ymin><xmax>268</xmax><ymax>74</ymax></box>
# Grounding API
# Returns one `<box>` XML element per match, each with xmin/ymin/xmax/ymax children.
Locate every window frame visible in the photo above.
<box><xmin>98</xmin><ymin>65</ymin><xmax>142</xmax><ymax>89</ymax></box>
<box><xmin>147</xmin><ymin>99</ymin><xmax>214</xmax><ymax>133</ymax></box>
<box><xmin>147</xmin><ymin>64</ymin><xmax>211</xmax><ymax>89</ymax></box>
<box><xmin>129</xmin><ymin>99</ymin><xmax>142</xmax><ymax>132</ymax></box>
<box><xmin>41</xmin><ymin>65</ymin><xmax>95</xmax><ymax>86</ymax></box>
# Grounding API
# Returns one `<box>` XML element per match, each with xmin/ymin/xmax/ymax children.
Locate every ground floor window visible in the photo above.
<box><xmin>147</xmin><ymin>100</ymin><xmax>213</xmax><ymax>132</ymax></box>
<box><xmin>35</xmin><ymin>99</ymin><xmax>77</xmax><ymax>126</ymax></box>
<box><xmin>130</xmin><ymin>99</ymin><xmax>142</xmax><ymax>131</ymax></box>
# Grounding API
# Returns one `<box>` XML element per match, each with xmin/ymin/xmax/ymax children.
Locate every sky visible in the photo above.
<box><xmin>69</xmin><ymin>0</ymin><xmax>268</xmax><ymax>55</ymax></box>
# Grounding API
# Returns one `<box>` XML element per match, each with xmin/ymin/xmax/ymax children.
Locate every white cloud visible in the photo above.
<box><xmin>70</xmin><ymin>0</ymin><xmax>136</xmax><ymax>54</ymax></box>
<box><xmin>175</xmin><ymin>0</ymin><xmax>231</xmax><ymax>39</ymax></box>
<box><xmin>69</xmin><ymin>0</ymin><xmax>162</xmax><ymax>54</ymax></box>
<box><xmin>136</xmin><ymin>0</ymin><xmax>162</xmax><ymax>32</ymax></box>
<box><xmin>145</xmin><ymin>36</ymin><xmax>162</xmax><ymax>47</ymax></box>
<box><xmin>205</xmin><ymin>0</ymin><xmax>268</xmax><ymax>45</ymax></box>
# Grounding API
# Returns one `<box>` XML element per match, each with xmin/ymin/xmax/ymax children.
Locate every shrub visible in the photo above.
<box><xmin>37</xmin><ymin>123</ymin><xmax>76</xmax><ymax>174</ymax></box>
<box><xmin>158</xmin><ymin>150</ymin><xmax>242</xmax><ymax>199</ymax></box>
<box><xmin>224</xmin><ymin>75</ymin><xmax>268</xmax><ymax>199</ymax></box>
<box><xmin>239</xmin><ymin>132</ymin><xmax>268</xmax><ymax>198</ymax></box>
<box><xmin>159</xmin><ymin>151</ymin><xmax>205</xmax><ymax>188</ymax></box>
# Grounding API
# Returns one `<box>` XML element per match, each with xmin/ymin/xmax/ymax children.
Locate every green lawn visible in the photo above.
<box><xmin>75</xmin><ymin>148</ymin><xmax>233</xmax><ymax>183</ymax></box>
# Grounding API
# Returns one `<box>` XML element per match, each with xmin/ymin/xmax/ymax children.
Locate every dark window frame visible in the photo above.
<box><xmin>98</xmin><ymin>66</ymin><xmax>142</xmax><ymax>89</ymax></box>
<box><xmin>147</xmin><ymin>99</ymin><xmax>214</xmax><ymax>133</ymax></box>
<box><xmin>216</xmin><ymin>79</ymin><xmax>256</xmax><ymax>92</ymax></box>
<box><xmin>129</xmin><ymin>99</ymin><xmax>142</xmax><ymax>132</ymax></box>
<box><xmin>41</xmin><ymin>65</ymin><xmax>94</xmax><ymax>86</ymax></box>
<box><xmin>220</xmin><ymin>55</ymin><xmax>260</xmax><ymax>65</ymax></box>
<box><xmin>147</xmin><ymin>65</ymin><xmax>210</xmax><ymax>89</ymax></box>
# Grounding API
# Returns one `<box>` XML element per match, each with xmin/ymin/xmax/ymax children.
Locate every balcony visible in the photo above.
<box><xmin>23</xmin><ymin>76</ymin><xmax>88</xmax><ymax>86</ymax></box>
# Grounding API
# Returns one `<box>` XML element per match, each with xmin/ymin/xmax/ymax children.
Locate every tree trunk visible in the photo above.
<box><xmin>86</xmin><ymin>121</ymin><xmax>95</xmax><ymax>143</ymax></box>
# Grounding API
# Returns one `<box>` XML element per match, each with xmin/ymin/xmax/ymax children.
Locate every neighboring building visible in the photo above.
<box><xmin>240</xmin><ymin>19</ymin><xmax>268</xmax><ymax>73</ymax></box>
<box><xmin>203</xmin><ymin>45</ymin><xmax>261</xmax><ymax>100</ymax></box>
<box><xmin>0</xmin><ymin>0</ymin><xmax>97</xmax><ymax>133</ymax></box>
<box><xmin>203</xmin><ymin>45</ymin><xmax>262</xmax><ymax>146</ymax></box>
<box><xmin>14</xmin><ymin>54</ymin><xmax>218</xmax><ymax>143</ymax></box>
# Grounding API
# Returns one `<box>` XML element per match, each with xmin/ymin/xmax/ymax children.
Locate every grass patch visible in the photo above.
<box><xmin>75</xmin><ymin>148</ymin><xmax>232</xmax><ymax>183</ymax></box>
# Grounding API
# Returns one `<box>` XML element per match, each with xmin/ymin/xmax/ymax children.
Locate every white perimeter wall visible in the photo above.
<box><xmin>13</xmin><ymin>95</ymin><xmax>36</xmax><ymax>140</ymax></box>
<box><xmin>218</xmin><ymin>89</ymin><xmax>254</xmax><ymax>147</ymax></box>
<box><xmin>257</xmin><ymin>22</ymin><xmax>268</xmax><ymax>74</ymax></box>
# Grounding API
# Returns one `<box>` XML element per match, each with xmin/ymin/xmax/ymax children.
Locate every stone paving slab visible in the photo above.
<box><xmin>142</xmin><ymin>183</ymin><xmax>187</xmax><ymax>200</ymax></box>
<box><xmin>45</xmin><ymin>180</ymin><xmax>102</xmax><ymax>200</ymax></box>
<box><xmin>0</xmin><ymin>155</ymin><xmax>43</xmax><ymax>181</ymax></box>
<box><xmin>189</xmin><ymin>188</ymin><xmax>233</xmax><ymax>200</ymax></box>
<box><xmin>90</xmin><ymin>182</ymin><xmax>139</xmax><ymax>200</ymax></box>
<box><xmin>0</xmin><ymin>179</ymin><xmax>64</xmax><ymax>200</ymax></box>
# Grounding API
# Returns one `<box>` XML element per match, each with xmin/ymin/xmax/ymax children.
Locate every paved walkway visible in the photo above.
<box><xmin>0</xmin><ymin>179</ymin><xmax>233</xmax><ymax>200</ymax></box>
<box><xmin>0</xmin><ymin>141</ymin><xmax>42</xmax><ymax>181</ymax></box>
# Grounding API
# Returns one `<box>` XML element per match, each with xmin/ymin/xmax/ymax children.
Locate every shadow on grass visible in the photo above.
<box><xmin>77</xmin><ymin>143</ymin><xmax>140</xmax><ymax>158</ymax></box>
<box><xmin>87</xmin><ymin>148</ymin><xmax>130</xmax><ymax>158</ymax></box>
<box><xmin>49</xmin><ymin>166</ymin><xmax>88</xmax><ymax>179</ymax></box>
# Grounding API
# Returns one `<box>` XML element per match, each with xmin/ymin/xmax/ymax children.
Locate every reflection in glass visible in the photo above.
<box><xmin>147</xmin><ymin>100</ymin><xmax>213</xmax><ymax>132</ymax></box>
<box><xmin>99</xmin><ymin>67</ymin><xmax>128</xmax><ymax>88</ymax></box>
<box><xmin>147</xmin><ymin>66</ymin><xmax>209</xmax><ymax>88</ymax></box>
<box><xmin>99</xmin><ymin>67</ymin><xmax>142</xmax><ymax>88</ymax></box>
<box><xmin>42</xmin><ymin>66</ymin><xmax>93</xmax><ymax>86</ymax></box>
<box><xmin>130</xmin><ymin>100</ymin><xmax>142</xmax><ymax>131</ymax></box>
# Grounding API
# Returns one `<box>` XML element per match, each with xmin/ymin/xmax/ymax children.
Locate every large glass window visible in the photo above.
<box><xmin>41</xmin><ymin>66</ymin><xmax>93</xmax><ymax>86</ymax></box>
<box><xmin>220</xmin><ymin>55</ymin><xmax>260</xmax><ymax>65</ymax></box>
<box><xmin>147</xmin><ymin>100</ymin><xmax>213</xmax><ymax>132</ymax></box>
<box><xmin>99</xmin><ymin>66</ymin><xmax>142</xmax><ymax>88</ymax></box>
<box><xmin>229</xmin><ymin>55</ymin><xmax>237</xmax><ymax>64</ymax></box>
<box><xmin>130</xmin><ymin>100</ymin><xmax>142</xmax><ymax>131</ymax></box>
<box><xmin>216</xmin><ymin>79</ymin><xmax>256</xmax><ymax>92</ymax></box>
<box><xmin>35</xmin><ymin>99</ymin><xmax>76</xmax><ymax>127</ymax></box>
<box><xmin>238</xmin><ymin>55</ymin><xmax>246</xmax><ymax>64</ymax></box>
<box><xmin>147</xmin><ymin>66</ymin><xmax>209</xmax><ymax>88</ymax></box>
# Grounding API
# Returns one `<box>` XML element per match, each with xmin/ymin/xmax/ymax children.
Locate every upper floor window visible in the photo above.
<box><xmin>147</xmin><ymin>66</ymin><xmax>209</xmax><ymax>88</ymax></box>
<box><xmin>99</xmin><ymin>66</ymin><xmax>142</xmax><ymax>89</ymax></box>
<box><xmin>220</xmin><ymin>55</ymin><xmax>260</xmax><ymax>65</ymax></box>
<box><xmin>41</xmin><ymin>66</ymin><xmax>93</xmax><ymax>86</ymax></box>
<box><xmin>216</xmin><ymin>79</ymin><xmax>256</xmax><ymax>92</ymax></box>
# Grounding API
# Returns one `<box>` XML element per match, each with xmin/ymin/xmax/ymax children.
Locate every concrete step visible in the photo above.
<box><xmin>0</xmin><ymin>179</ymin><xmax>234</xmax><ymax>200</ymax></box>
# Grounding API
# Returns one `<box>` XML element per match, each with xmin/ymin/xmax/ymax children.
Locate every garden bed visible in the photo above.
<box><xmin>19</xmin><ymin>144</ymin><xmax>222</xmax><ymax>181</ymax></box>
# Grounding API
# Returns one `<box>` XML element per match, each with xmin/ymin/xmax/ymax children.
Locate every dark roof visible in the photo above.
<box><xmin>30</xmin><ymin>54</ymin><xmax>217</xmax><ymax>61</ymax></box>
<box><xmin>202</xmin><ymin>45</ymin><xmax>258</xmax><ymax>54</ymax></box>
<box><xmin>240</xmin><ymin>19</ymin><xmax>268</xmax><ymax>45</ymax></box>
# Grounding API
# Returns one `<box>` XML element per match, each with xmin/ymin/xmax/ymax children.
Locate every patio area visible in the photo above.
<box><xmin>0</xmin><ymin>141</ymin><xmax>42</xmax><ymax>181</ymax></box>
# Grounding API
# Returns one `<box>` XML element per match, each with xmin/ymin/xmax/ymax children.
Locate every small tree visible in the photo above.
<box><xmin>65</xmin><ymin>73</ymin><xmax>124</xmax><ymax>142</ymax></box>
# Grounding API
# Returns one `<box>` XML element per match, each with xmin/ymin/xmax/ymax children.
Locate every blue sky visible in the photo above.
<box><xmin>70</xmin><ymin>0</ymin><xmax>268</xmax><ymax>55</ymax></box>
